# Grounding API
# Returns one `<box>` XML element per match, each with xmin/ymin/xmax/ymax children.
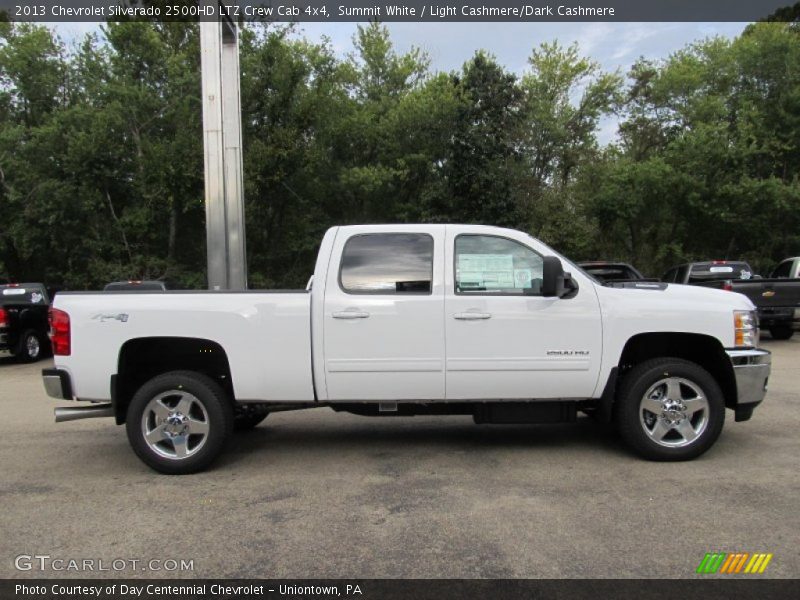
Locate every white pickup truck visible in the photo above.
<box><xmin>42</xmin><ymin>225</ymin><xmax>771</xmax><ymax>474</ymax></box>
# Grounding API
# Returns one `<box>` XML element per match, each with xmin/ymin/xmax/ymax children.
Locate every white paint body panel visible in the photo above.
<box><xmin>54</xmin><ymin>292</ymin><xmax>314</xmax><ymax>402</ymax></box>
<box><xmin>321</xmin><ymin>225</ymin><xmax>446</xmax><ymax>401</ymax></box>
<box><xmin>444</xmin><ymin>225</ymin><xmax>602</xmax><ymax>399</ymax></box>
<box><xmin>52</xmin><ymin>224</ymin><xmax>756</xmax><ymax>404</ymax></box>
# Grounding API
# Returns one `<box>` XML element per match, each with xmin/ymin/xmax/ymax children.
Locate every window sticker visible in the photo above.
<box><xmin>458</xmin><ymin>254</ymin><xmax>514</xmax><ymax>290</ymax></box>
<box><xmin>513</xmin><ymin>269</ymin><xmax>533</xmax><ymax>289</ymax></box>
<box><xmin>30</xmin><ymin>292</ymin><xmax>43</xmax><ymax>303</ymax></box>
<box><xmin>740</xmin><ymin>271</ymin><xmax>752</xmax><ymax>280</ymax></box>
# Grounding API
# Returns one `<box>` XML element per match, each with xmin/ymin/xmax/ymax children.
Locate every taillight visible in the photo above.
<box><xmin>49</xmin><ymin>308</ymin><xmax>71</xmax><ymax>356</ymax></box>
<box><xmin>0</xmin><ymin>307</ymin><xmax>7</xmax><ymax>327</ymax></box>
<box><xmin>722</xmin><ymin>281</ymin><xmax>733</xmax><ymax>291</ymax></box>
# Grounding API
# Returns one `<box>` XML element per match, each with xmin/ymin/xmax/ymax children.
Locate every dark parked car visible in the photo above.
<box><xmin>104</xmin><ymin>280</ymin><xmax>167</xmax><ymax>292</ymax></box>
<box><xmin>578</xmin><ymin>261</ymin><xmax>659</xmax><ymax>287</ymax></box>
<box><xmin>662</xmin><ymin>261</ymin><xmax>800</xmax><ymax>340</ymax></box>
<box><xmin>0</xmin><ymin>283</ymin><xmax>52</xmax><ymax>362</ymax></box>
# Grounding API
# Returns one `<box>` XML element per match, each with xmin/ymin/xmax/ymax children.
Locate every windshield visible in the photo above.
<box><xmin>581</xmin><ymin>265</ymin><xmax>639</xmax><ymax>282</ymax></box>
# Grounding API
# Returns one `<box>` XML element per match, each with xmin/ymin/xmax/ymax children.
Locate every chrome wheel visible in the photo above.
<box><xmin>140</xmin><ymin>391</ymin><xmax>210</xmax><ymax>460</ymax></box>
<box><xmin>26</xmin><ymin>334</ymin><xmax>40</xmax><ymax>359</ymax></box>
<box><xmin>639</xmin><ymin>377</ymin><xmax>709</xmax><ymax>448</ymax></box>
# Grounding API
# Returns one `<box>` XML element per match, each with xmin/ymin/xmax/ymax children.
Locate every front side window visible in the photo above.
<box><xmin>455</xmin><ymin>235</ymin><xmax>543</xmax><ymax>295</ymax></box>
<box><xmin>340</xmin><ymin>233</ymin><xmax>433</xmax><ymax>294</ymax></box>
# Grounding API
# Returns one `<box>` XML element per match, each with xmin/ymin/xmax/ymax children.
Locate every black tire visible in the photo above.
<box><xmin>234</xmin><ymin>410</ymin><xmax>269</xmax><ymax>431</ymax></box>
<box><xmin>616</xmin><ymin>358</ymin><xmax>725</xmax><ymax>461</ymax></box>
<box><xmin>125</xmin><ymin>371</ymin><xmax>233</xmax><ymax>474</ymax></box>
<box><xmin>17</xmin><ymin>329</ymin><xmax>43</xmax><ymax>363</ymax></box>
<box><xmin>769</xmin><ymin>326</ymin><xmax>794</xmax><ymax>340</ymax></box>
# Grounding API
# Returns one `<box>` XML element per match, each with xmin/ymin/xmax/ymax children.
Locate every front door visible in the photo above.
<box><xmin>444</xmin><ymin>228</ymin><xmax>602</xmax><ymax>400</ymax></box>
<box><xmin>323</xmin><ymin>227</ymin><xmax>446</xmax><ymax>401</ymax></box>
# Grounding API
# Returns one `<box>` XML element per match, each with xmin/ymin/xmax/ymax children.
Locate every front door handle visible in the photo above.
<box><xmin>332</xmin><ymin>310</ymin><xmax>370</xmax><ymax>319</ymax></box>
<box><xmin>453</xmin><ymin>312</ymin><xmax>492</xmax><ymax>320</ymax></box>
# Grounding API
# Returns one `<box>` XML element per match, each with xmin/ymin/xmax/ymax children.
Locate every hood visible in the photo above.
<box><xmin>597</xmin><ymin>281</ymin><xmax>756</xmax><ymax>312</ymax></box>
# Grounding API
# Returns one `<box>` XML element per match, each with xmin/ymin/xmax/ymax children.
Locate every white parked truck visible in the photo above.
<box><xmin>43</xmin><ymin>225</ymin><xmax>771</xmax><ymax>473</ymax></box>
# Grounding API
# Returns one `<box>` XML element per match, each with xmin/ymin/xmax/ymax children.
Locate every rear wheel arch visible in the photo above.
<box><xmin>113</xmin><ymin>337</ymin><xmax>234</xmax><ymax>425</ymax></box>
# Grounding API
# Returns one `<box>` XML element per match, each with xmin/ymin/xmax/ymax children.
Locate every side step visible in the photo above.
<box><xmin>55</xmin><ymin>403</ymin><xmax>115</xmax><ymax>423</ymax></box>
<box><xmin>473</xmin><ymin>402</ymin><xmax>577</xmax><ymax>424</ymax></box>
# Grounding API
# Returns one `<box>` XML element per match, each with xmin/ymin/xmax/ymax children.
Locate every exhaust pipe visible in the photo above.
<box><xmin>55</xmin><ymin>403</ymin><xmax>114</xmax><ymax>423</ymax></box>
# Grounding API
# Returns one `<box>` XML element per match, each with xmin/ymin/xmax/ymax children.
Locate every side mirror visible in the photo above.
<box><xmin>542</xmin><ymin>256</ymin><xmax>566</xmax><ymax>297</ymax></box>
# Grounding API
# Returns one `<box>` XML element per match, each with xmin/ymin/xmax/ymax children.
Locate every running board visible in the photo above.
<box><xmin>55</xmin><ymin>404</ymin><xmax>114</xmax><ymax>423</ymax></box>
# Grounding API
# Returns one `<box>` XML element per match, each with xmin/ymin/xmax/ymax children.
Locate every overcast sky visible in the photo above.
<box><xmin>52</xmin><ymin>21</ymin><xmax>748</xmax><ymax>143</ymax></box>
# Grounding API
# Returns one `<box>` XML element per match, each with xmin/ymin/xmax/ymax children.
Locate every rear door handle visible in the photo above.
<box><xmin>453</xmin><ymin>312</ymin><xmax>492</xmax><ymax>320</ymax></box>
<box><xmin>332</xmin><ymin>310</ymin><xmax>370</xmax><ymax>319</ymax></box>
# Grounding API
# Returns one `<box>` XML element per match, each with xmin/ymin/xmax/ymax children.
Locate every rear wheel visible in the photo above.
<box><xmin>18</xmin><ymin>330</ymin><xmax>42</xmax><ymax>363</ymax></box>
<box><xmin>769</xmin><ymin>326</ymin><xmax>794</xmax><ymax>340</ymax></box>
<box><xmin>616</xmin><ymin>358</ymin><xmax>725</xmax><ymax>461</ymax></box>
<box><xmin>126</xmin><ymin>371</ymin><xmax>233</xmax><ymax>474</ymax></box>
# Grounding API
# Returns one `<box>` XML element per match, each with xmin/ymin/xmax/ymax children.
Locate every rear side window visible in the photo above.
<box><xmin>340</xmin><ymin>233</ymin><xmax>433</xmax><ymax>294</ymax></box>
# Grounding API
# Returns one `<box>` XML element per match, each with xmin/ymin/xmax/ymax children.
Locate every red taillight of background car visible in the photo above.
<box><xmin>722</xmin><ymin>281</ymin><xmax>733</xmax><ymax>291</ymax></box>
<box><xmin>49</xmin><ymin>308</ymin><xmax>71</xmax><ymax>355</ymax></box>
<box><xmin>0</xmin><ymin>307</ymin><xmax>7</xmax><ymax>327</ymax></box>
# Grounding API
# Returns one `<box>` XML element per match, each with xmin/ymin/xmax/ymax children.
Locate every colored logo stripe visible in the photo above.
<box><xmin>697</xmin><ymin>552</ymin><xmax>772</xmax><ymax>574</ymax></box>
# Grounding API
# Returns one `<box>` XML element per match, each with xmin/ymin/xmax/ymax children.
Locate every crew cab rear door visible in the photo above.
<box><xmin>444</xmin><ymin>227</ymin><xmax>602</xmax><ymax>400</ymax></box>
<box><xmin>322</xmin><ymin>226</ymin><xmax>446</xmax><ymax>401</ymax></box>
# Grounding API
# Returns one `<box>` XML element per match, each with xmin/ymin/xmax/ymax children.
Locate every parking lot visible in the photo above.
<box><xmin>1</xmin><ymin>337</ymin><xmax>798</xmax><ymax>579</ymax></box>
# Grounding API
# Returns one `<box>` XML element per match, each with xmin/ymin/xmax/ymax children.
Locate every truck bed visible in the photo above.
<box><xmin>53</xmin><ymin>291</ymin><xmax>315</xmax><ymax>402</ymax></box>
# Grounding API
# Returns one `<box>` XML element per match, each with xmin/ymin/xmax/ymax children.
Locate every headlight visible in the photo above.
<box><xmin>734</xmin><ymin>310</ymin><xmax>759</xmax><ymax>348</ymax></box>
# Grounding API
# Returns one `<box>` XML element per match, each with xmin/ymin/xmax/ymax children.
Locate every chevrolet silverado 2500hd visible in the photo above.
<box><xmin>42</xmin><ymin>225</ymin><xmax>771</xmax><ymax>474</ymax></box>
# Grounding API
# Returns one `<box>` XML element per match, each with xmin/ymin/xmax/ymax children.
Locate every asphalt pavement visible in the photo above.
<box><xmin>1</xmin><ymin>336</ymin><xmax>798</xmax><ymax>579</ymax></box>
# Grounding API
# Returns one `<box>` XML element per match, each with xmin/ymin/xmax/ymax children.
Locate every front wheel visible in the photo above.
<box><xmin>126</xmin><ymin>371</ymin><xmax>233</xmax><ymax>474</ymax></box>
<box><xmin>616</xmin><ymin>358</ymin><xmax>725</xmax><ymax>461</ymax></box>
<box><xmin>769</xmin><ymin>326</ymin><xmax>794</xmax><ymax>340</ymax></box>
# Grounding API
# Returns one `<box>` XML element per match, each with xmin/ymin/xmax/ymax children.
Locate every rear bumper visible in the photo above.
<box><xmin>726</xmin><ymin>348</ymin><xmax>770</xmax><ymax>422</ymax></box>
<box><xmin>42</xmin><ymin>368</ymin><xmax>73</xmax><ymax>400</ymax></box>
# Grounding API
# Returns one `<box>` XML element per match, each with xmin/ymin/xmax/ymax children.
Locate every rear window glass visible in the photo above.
<box><xmin>688</xmin><ymin>263</ymin><xmax>752</xmax><ymax>283</ymax></box>
<box><xmin>0</xmin><ymin>286</ymin><xmax>47</xmax><ymax>305</ymax></box>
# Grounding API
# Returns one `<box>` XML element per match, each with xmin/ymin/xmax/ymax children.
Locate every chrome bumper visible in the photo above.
<box><xmin>727</xmin><ymin>349</ymin><xmax>770</xmax><ymax>421</ymax></box>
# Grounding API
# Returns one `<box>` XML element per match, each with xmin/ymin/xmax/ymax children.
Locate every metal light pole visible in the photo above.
<box><xmin>200</xmin><ymin>1</ymin><xmax>247</xmax><ymax>290</ymax></box>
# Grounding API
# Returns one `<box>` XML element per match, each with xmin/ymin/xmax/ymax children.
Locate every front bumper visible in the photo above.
<box><xmin>726</xmin><ymin>348</ymin><xmax>770</xmax><ymax>422</ymax></box>
<box><xmin>42</xmin><ymin>368</ymin><xmax>73</xmax><ymax>400</ymax></box>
